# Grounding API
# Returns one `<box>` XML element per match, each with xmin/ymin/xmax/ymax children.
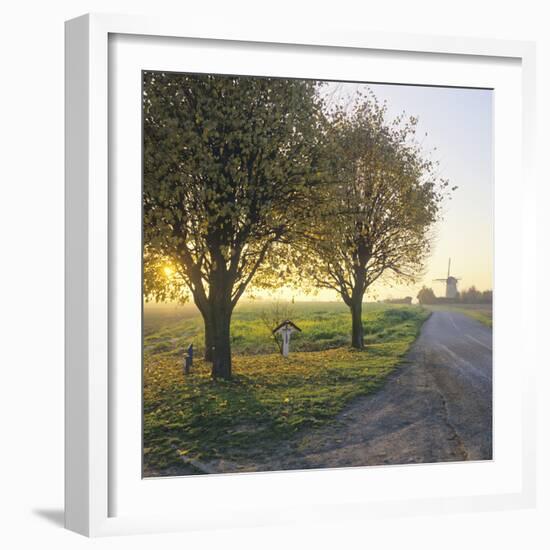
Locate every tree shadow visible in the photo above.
<box><xmin>33</xmin><ymin>508</ymin><xmax>64</xmax><ymax>528</ymax></box>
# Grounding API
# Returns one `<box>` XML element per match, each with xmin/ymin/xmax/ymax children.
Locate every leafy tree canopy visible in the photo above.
<box><xmin>417</xmin><ymin>286</ymin><xmax>437</xmax><ymax>305</ymax></box>
<box><xmin>143</xmin><ymin>72</ymin><xmax>326</xmax><ymax>308</ymax></box>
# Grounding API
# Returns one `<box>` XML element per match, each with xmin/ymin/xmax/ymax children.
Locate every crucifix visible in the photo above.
<box><xmin>272</xmin><ymin>320</ymin><xmax>302</xmax><ymax>357</ymax></box>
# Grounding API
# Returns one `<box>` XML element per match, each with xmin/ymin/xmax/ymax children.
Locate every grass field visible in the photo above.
<box><xmin>143</xmin><ymin>301</ymin><xmax>430</xmax><ymax>475</ymax></box>
<box><xmin>144</xmin><ymin>301</ymin><xmax>429</xmax><ymax>357</ymax></box>
<box><xmin>426</xmin><ymin>303</ymin><xmax>492</xmax><ymax>327</ymax></box>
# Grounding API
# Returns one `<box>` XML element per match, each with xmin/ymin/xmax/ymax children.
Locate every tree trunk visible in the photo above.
<box><xmin>209</xmin><ymin>304</ymin><xmax>232</xmax><ymax>380</ymax></box>
<box><xmin>191</xmin><ymin>264</ymin><xmax>235</xmax><ymax>378</ymax></box>
<box><xmin>350</xmin><ymin>299</ymin><xmax>364</xmax><ymax>349</ymax></box>
<box><xmin>204</xmin><ymin>322</ymin><xmax>213</xmax><ymax>362</ymax></box>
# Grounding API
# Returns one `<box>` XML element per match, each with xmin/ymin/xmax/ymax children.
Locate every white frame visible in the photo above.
<box><xmin>65</xmin><ymin>13</ymin><xmax>537</xmax><ymax>537</ymax></box>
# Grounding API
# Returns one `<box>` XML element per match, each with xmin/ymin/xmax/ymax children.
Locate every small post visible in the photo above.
<box><xmin>184</xmin><ymin>343</ymin><xmax>193</xmax><ymax>375</ymax></box>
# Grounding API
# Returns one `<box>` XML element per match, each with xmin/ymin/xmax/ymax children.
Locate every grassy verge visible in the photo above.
<box><xmin>427</xmin><ymin>303</ymin><xmax>492</xmax><ymax>327</ymax></box>
<box><xmin>144</xmin><ymin>304</ymin><xmax>429</xmax><ymax>475</ymax></box>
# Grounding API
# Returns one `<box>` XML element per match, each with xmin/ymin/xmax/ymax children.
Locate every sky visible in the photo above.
<box><xmin>252</xmin><ymin>80</ymin><xmax>494</xmax><ymax>303</ymax></box>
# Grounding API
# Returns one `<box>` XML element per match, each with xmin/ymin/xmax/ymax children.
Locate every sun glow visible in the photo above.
<box><xmin>163</xmin><ymin>265</ymin><xmax>175</xmax><ymax>278</ymax></box>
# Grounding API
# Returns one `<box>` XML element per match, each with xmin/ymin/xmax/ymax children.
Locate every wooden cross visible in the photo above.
<box><xmin>272</xmin><ymin>320</ymin><xmax>302</xmax><ymax>357</ymax></box>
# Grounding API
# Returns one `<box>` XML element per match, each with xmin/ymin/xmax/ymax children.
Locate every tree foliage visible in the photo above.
<box><xmin>458</xmin><ymin>286</ymin><xmax>492</xmax><ymax>304</ymax></box>
<box><xmin>417</xmin><ymin>286</ymin><xmax>437</xmax><ymax>304</ymax></box>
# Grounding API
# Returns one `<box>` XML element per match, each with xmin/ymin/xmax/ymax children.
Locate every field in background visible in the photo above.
<box><xmin>426</xmin><ymin>303</ymin><xmax>492</xmax><ymax>327</ymax></box>
<box><xmin>143</xmin><ymin>301</ymin><xmax>430</xmax><ymax>475</ymax></box>
<box><xmin>144</xmin><ymin>301</ymin><xmax>428</xmax><ymax>359</ymax></box>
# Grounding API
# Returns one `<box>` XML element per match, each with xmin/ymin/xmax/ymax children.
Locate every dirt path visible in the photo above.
<box><xmin>192</xmin><ymin>311</ymin><xmax>492</xmax><ymax>474</ymax></box>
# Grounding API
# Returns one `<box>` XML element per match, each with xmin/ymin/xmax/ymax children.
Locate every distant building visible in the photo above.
<box><xmin>443</xmin><ymin>276</ymin><xmax>459</xmax><ymax>299</ymax></box>
<box><xmin>434</xmin><ymin>258</ymin><xmax>460</xmax><ymax>299</ymax></box>
<box><xmin>382</xmin><ymin>297</ymin><xmax>413</xmax><ymax>305</ymax></box>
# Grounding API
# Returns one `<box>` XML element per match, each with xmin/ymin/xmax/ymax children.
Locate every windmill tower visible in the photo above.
<box><xmin>434</xmin><ymin>258</ymin><xmax>460</xmax><ymax>299</ymax></box>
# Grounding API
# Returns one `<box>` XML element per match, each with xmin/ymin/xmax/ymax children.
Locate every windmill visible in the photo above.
<box><xmin>434</xmin><ymin>258</ymin><xmax>460</xmax><ymax>299</ymax></box>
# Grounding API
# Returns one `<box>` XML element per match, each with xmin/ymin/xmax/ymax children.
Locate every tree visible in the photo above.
<box><xmin>417</xmin><ymin>286</ymin><xmax>437</xmax><ymax>305</ymax></box>
<box><xmin>143</xmin><ymin>72</ymin><xmax>325</xmax><ymax>379</ymax></box>
<box><xmin>459</xmin><ymin>286</ymin><xmax>483</xmax><ymax>304</ymax></box>
<box><xmin>300</xmin><ymin>93</ymin><xmax>452</xmax><ymax>348</ymax></box>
